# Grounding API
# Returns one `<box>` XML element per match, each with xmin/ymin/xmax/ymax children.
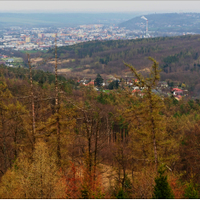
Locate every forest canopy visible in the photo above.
<box><xmin>0</xmin><ymin>52</ymin><xmax>200</xmax><ymax>198</ymax></box>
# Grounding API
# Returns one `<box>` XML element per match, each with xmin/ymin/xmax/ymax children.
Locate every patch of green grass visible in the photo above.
<box><xmin>75</xmin><ymin>65</ymin><xmax>82</xmax><ymax>69</ymax></box>
<box><xmin>1</xmin><ymin>57</ymin><xmax>23</xmax><ymax>62</ymax></box>
<box><xmin>12</xmin><ymin>62</ymin><xmax>24</xmax><ymax>66</ymax></box>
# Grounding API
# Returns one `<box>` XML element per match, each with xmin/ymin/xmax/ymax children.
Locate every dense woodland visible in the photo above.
<box><xmin>25</xmin><ymin>34</ymin><xmax>200</xmax><ymax>97</ymax></box>
<box><xmin>0</xmin><ymin>55</ymin><xmax>200</xmax><ymax>198</ymax></box>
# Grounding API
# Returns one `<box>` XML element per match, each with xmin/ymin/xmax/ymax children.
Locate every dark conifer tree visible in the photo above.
<box><xmin>94</xmin><ymin>74</ymin><xmax>103</xmax><ymax>87</ymax></box>
<box><xmin>152</xmin><ymin>165</ymin><xmax>174</xmax><ymax>199</ymax></box>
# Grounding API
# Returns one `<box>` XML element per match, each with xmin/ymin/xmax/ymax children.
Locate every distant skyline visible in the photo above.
<box><xmin>1</xmin><ymin>1</ymin><xmax>200</xmax><ymax>13</ymax></box>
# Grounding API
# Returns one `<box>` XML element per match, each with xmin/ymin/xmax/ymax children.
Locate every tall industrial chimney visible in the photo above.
<box><xmin>146</xmin><ymin>20</ymin><xmax>148</xmax><ymax>36</ymax></box>
<box><xmin>141</xmin><ymin>16</ymin><xmax>149</xmax><ymax>37</ymax></box>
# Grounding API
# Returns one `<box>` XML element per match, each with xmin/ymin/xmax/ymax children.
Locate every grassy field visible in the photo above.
<box><xmin>103</xmin><ymin>90</ymin><xmax>110</xmax><ymax>93</ymax></box>
<box><xmin>1</xmin><ymin>57</ymin><xmax>23</xmax><ymax>62</ymax></box>
<box><xmin>0</xmin><ymin>57</ymin><xmax>24</xmax><ymax>67</ymax></box>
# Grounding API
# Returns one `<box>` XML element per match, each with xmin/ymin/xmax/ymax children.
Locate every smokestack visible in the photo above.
<box><xmin>141</xmin><ymin>16</ymin><xmax>148</xmax><ymax>37</ymax></box>
<box><xmin>146</xmin><ymin>20</ymin><xmax>148</xmax><ymax>36</ymax></box>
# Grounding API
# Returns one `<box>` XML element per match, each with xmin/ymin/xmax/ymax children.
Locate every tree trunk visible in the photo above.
<box><xmin>94</xmin><ymin>120</ymin><xmax>99</xmax><ymax>181</ymax></box>
<box><xmin>149</xmin><ymin>91</ymin><xmax>158</xmax><ymax>169</ymax></box>
<box><xmin>2</xmin><ymin>114</ymin><xmax>7</xmax><ymax>173</ymax></box>
<box><xmin>28</xmin><ymin>54</ymin><xmax>35</xmax><ymax>149</ymax></box>
<box><xmin>54</xmin><ymin>35</ymin><xmax>61</xmax><ymax>166</ymax></box>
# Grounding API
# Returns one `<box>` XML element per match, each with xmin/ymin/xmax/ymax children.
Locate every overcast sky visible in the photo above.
<box><xmin>0</xmin><ymin>1</ymin><xmax>200</xmax><ymax>13</ymax></box>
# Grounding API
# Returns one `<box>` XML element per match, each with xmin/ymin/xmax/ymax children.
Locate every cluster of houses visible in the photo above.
<box><xmin>0</xmin><ymin>55</ymin><xmax>16</xmax><ymax>67</ymax></box>
<box><xmin>77</xmin><ymin>77</ymin><xmax>188</xmax><ymax>100</ymax></box>
<box><xmin>78</xmin><ymin>79</ymin><xmax>95</xmax><ymax>87</ymax></box>
<box><xmin>130</xmin><ymin>80</ymin><xmax>188</xmax><ymax>100</ymax></box>
<box><xmin>171</xmin><ymin>88</ymin><xmax>188</xmax><ymax>100</ymax></box>
<box><xmin>77</xmin><ymin>76</ymin><xmax>120</xmax><ymax>87</ymax></box>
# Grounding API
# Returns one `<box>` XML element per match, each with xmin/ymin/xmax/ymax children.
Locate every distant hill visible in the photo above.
<box><xmin>119</xmin><ymin>13</ymin><xmax>200</xmax><ymax>33</ymax></box>
<box><xmin>29</xmin><ymin>34</ymin><xmax>200</xmax><ymax>93</ymax></box>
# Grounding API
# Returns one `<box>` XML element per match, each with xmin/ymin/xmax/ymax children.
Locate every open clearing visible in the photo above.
<box><xmin>57</xmin><ymin>68</ymin><xmax>72</xmax><ymax>73</ymax></box>
<box><xmin>138</xmin><ymin>67</ymin><xmax>151</xmax><ymax>73</ymax></box>
<box><xmin>82</xmin><ymin>69</ymin><xmax>91</xmax><ymax>73</ymax></box>
<box><xmin>30</xmin><ymin>58</ymin><xmax>75</xmax><ymax>65</ymax></box>
<box><xmin>31</xmin><ymin>58</ymin><xmax>43</xmax><ymax>64</ymax></box>
<box><xmin>48</xmin><ymin>59</ymin><xmax>74</xmax><ymax>64</ymax></box>
<box><xmin>2</xmin><ymin>57</ymin><xmax>23</xmax><ymax>62</ymax></box>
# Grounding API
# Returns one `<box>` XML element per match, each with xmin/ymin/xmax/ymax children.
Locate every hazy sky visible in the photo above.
<box><xmin>1</xmin><ymin>1</ymin><xmax>200</xmax><ymax>13</ymax></box>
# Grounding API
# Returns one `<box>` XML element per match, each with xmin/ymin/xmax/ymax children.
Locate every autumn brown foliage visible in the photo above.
<box><xmin>0</xmin><ymin>51</ymin><xmax>200</xmax><ymax>198</ymax></box>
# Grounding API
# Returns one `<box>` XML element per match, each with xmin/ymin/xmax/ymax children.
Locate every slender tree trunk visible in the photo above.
<box><xmin>88</xmin><ymin>136</ymin><xmax>91</xmax><ymax>175</ymax></box>
<box><xmin>106</xmin><ymin>116</ymin><xmax>111</xmax><ymax>145</ymax></box>
<box><xmin>117</xmin><ymin>148</ymin><xmax>121</xmax><ymax>186</ymax></box>
<box><xmin>149</xmin><ymin>91</ymin><xmax>158</xmax><ymax>169</ymax></box>
<box><xmin>122</xmin><ymin>129</ymin><xmax>124</xmax><ymax>142</ymax></box>
<box><xmin>113</xmin><ymin>130</ymin><xmax>115</xmax><ymax>143</ymax></box>
<box><xmin>28</xmin><ymin>54</ymin><xmax>35</xmax><ymax>149</ymax></box>
<box><xmin>94</xmin><ymin>121</ymin><xmax>99</xmax><ymax>181</ymax></box>
<box><xmin>40</xmin><ymin>158</ymin><xmax>43</xmax><ymax>199</ymax></box>
<box><xmin>0</xmin><ymin>107</ymin><xmax>8</xmax><ymax>173</ymax></box>
<box><xmin>14</xmin><ymin>127</ymin><xmax>17</xmax><ymax>158</ymax></box>
<box><xmin>111</xmin><ymin>128</ymin><xmax>113</xmax><ymax>144</ymax></box>
<box><xmin>2</xmin><ymin>116</ymin><xmax>7</xmax><ymax>172</ymax></box>
<box><xmin>54</xmin><ymin>35</ymin><xmax>61</xmax><ymax>167</ymax></box>
<box><xmin>122</xmin><ymin>167</ymin><xmax>126</xmax><ymax>189</ymax></box>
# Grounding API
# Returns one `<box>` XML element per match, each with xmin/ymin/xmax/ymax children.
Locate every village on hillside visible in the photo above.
<box><xmin>78</xmin><ymin>76</ymin><xmax>188</xmax><ymax>101</ymax></box>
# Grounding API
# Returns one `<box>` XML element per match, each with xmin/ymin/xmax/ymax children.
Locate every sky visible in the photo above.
<box><xmin>0</xmin><ymin>1</ymin><xmax>200</xmax><ymax>13</ymax></box>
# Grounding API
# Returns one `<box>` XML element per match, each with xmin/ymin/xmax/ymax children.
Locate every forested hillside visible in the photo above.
<box><xmin>0</xmin><ymin>58</ymin><xmax>200</xmax><ymax>198</ymax></box>
<box><xmin>31</xmin><ymin>34</ymin><xmax>200</xmax><ymax>94</ymax></box>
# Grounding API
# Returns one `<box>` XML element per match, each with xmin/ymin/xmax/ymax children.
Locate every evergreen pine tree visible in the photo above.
<box><xmin>184</xmin><ymin>181</ymin><xmax>199</xmax><ymax>199</ymax></box>
<box><xmin>94</xmin><ymin>74</ymin><xmax>103</xmax><ymax>87</ymax></box>
<box><xmin>152</xmin><ymin>165</ymin><xmax>174</xmax><ymax>199</ymax></box>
